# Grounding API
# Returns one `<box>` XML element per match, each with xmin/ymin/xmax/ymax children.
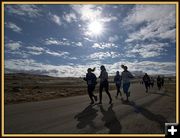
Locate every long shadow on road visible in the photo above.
<box><xmin>74</xmin><ymin>105</ymin><xmax>98</xmax><ymax>129</ymax></box>
<box><xmin>121</xmin><ymin>99</ymin><xmax>168</xmax><ymax>133</ymax></box>
<box><xmin>99</xmin><ymin>104</ymin><xmax>122</xmax><ymax>134</ymax></box>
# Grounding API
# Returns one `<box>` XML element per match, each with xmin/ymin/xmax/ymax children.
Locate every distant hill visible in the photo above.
<box><xmin>5</xmin><ymin>68</ymin><xmax>175</xmax><ymax>78</ymax></box>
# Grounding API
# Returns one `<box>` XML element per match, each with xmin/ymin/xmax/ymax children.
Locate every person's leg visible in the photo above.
<box><xmin>123</xmin><ymin>83</ymin><xmax>130</xmax><ymax>101</ymax></box>
<box><xmin>105</xmin><ymin>82</ymin><xmax>112</xmax><ymax>104</ymax></box>
<box><xmin>126</xmin><ymin>83</ymin><xmax>130</xmax><ymax>100</ymax></box>
<box><xmin>91</xmin><ymin>85</ymin><xmax>98</xmax><ymax>101</ymax></box>
<box><xmin>88</xmin><ymin>86</ymin><xmax>94</xmax><ymax>104</ymax></box>
<box><xmin>157</xmin><ymin>83</ymin><xmax>161</xmax><ymax>90</ymax></box>
<box><xmin>115</xmin><ymin>84</ymin><xmax>119</xmax><ymax>98</ymax></box>
<box><xmin>119</xmin><ymin>84</ymin><xmax>122</xmax><ymax>96</ymax></box>
<box><xmin>99</xmin><ymin>83</ymin><xmax>103</xmax><ymax>104</ymax></box>
<box><xmin>145</xmin><ymin>82</ymin><xmax>148</xmax><ymax>92</ymax></box>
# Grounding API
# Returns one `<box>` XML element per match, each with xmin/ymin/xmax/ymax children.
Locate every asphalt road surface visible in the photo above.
<box><xmin>4</xmin><ymin>83</ymin><xmax>176</xmax><ymax>134</ymax></box>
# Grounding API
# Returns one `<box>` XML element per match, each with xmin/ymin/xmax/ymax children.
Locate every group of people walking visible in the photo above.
<box><xmin>142</xmin><ymin>73</ymin><xmax>164</xmax><ymax>92</ymax></box>
<box><xmin>83</xmin><ymin>65</ymin><xmax>134</xmax><ymax>105</ymax></box>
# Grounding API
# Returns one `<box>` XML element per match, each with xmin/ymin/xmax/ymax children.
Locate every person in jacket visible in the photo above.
<box><xmin>83</xmin><ymin>68</ymin><xmax>98</xmax><ymax>104</ymax></box>
<box><xmin>143</xmin><ymin>73</ymin><xmax>151</xmax><ymax>93</ymax></box>
<box><xmin>121</xmin><ymin>65</ymin><xmax>134</xmax><ymax>102</ymax></box>
<box><xmin>114</xmin><ymin>71</ymin><xmax>122</xmax><ymax>99</ymax></box>
<box><xmin>157</xmin><ymin>75</ymin><xmax>162</xmax><ymax>90</ymax></box>
<box><xmin>98</xmin><ymin>65</ymin><xmax>112</xmax><ymax>104</ymax></box>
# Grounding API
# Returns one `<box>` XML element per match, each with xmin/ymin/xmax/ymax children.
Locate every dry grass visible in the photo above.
<box><xmin>4</xmin><ymin>73</ymin><xmax>117</xmax><ymax>104</ymax></box>
<box><xmin>4</xmin><ymin>73</ymin><xmax>176</xmax><ymax>104</ymax></box>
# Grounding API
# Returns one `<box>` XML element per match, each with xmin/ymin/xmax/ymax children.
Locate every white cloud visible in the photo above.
<box><xmin>45</xmin><ymin>50</ymin><xmax>69</xmax><ymax>57</ymax></box>
<box><xmin>71</xmin><ymin>5</ymin><xmax>117</xmax><ymax>23</ymax></box>
<box><xmin>63</xmin><ymin>12</ymin><xmax>77</xmax><ymax>23</ymax></box>
<box><xmin>75</xmin><ymin>42</ymin><xmax>83</xmax><ymax>47</ymax></box>
<box><xmin>124</xmin><ymin>5</ymin><xmax>176</xmax><ymax>42</ymax></box>
<box><xmin>27</xmin><ymin>46</ymin><xmax>44</xmax><ymax>52</ymax></box>
<box><xmin>5</xmin><ymin>50</ymin><xmax>29</xmax><ymax>58</ymax></box>
<box><xmin>71</xmin><ymin>5</ymin><xmax>101</xmax><ymax>21</ymax></box>
<box><xmin>5</xmin><ymin>59</ymin><xmax>175</xmax><ymax>77</ymax></box>
<box><xmin>26</xmin><ymin>46</ymin><xmax>70</xmax><ymax>57</ymax></box>
<box><xmin>45</xmin><ymin>38</ymin><xmax>70</xmax><ymax>46</ymax></box>
<box><xmin>6</xmin><ymin>22</ymin><xmax>22</xmax><ymax>33</ymax></box>
<box><xmin>88</xmin><ymin>51</ymin><xmax>120</xmax><ymax>60</ymax></box>
<box><xmin>88</xmin><ymin>52</ymin><xmax>110</xmax><ymax>60</ymax></box>
<box><xmin>108</xmin><ymin>35</ymin><xmax>119</xmax><ymax>42</ymax></box>
<box><xmin>92</xmin><ymin>42</ymin><xmax>117</xmax><ymax>49</ymax></box>
<box><xmin>100</xmin><ymin>16</ymin><xmax>118</xmax><ymax>23</ymax></box>
<box><xmin>126</xmin><ymin>43</ymin><xmax>168</xmax><ymax>58</ymax></box>
<box><xmin>6</xmin><ymin>5</ymin><xmax>41</xmax><ymax>18</ymax></box>
<box><xmin>26</xmin><ymin>46</ymin><xmax>45</xmax><ymax>55</ymax></box>
<box><xmin>5</xmin><ymin>41</ymin><xmax>22</xmax><ymax>50</ymax></box>
<box><xmin>44</xmin><ymin>37</ymin><xmax>83</xmax><ymax>47</ymax></box>
<box><xmin>50</xmin><ymin>14</ymin><xmax>62</xmax><ymax>26</ymax></box>
<box><xmin>123</xmin><ymin>5</ymin><xmax>175</xmax><ymax>26</ymax></box>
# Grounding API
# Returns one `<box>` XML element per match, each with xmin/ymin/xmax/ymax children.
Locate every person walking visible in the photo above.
<box><xmin>161</xmin><ymin>76</ymin><xmax>164</xmax><ymax>87</ymax></box>
<box><xmin>83</xmin><ymin>68</ymin><xmax>98</xmax><ymax>104</ymax></box>
<box><xmin>157</xmin><ymin>75</ymin><xmax>162</xmax><ymax>90</ymax></box>
<box><xmin>98</xmin><ymin>65</ymin><xmax>112</xmax><ymax>104</ymax></box>
<box><xmin>143</xmin><ymin>73</ymin><xmax>151</xmax><ymax>93</ymax></box>
<box><xmin>114</xmin><ymin>71</ymin><xmax>122</xmax><ymax>99</ymax></box>
<box><xmin>150</xmin><ymin>77</ymin><xmax>155</xmax><ymax>88</ymax></box>
<box><xmin>121</xmin><ymin>65</ymin><xmax>134</xmax><ymax>102</ymax></box>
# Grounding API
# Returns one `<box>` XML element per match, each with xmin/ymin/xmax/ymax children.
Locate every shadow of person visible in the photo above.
<box><xmin>99</xmin><ymin>104</ymin><xmax>122</xmax><ymax>134</ymax></box>
<box><xmin>121</xmin><ymin>98</ymin><xmax>135</xmax><ymax>106</ymax></box>
<box><xmin>74</xmin><ymin>105</ymin><xmax>98</xmax><ymax>129</ymax></box>
<box><xmin>121</xmin><ymin>98</ymin><xmax>167</xmax><ymax>132</ymax></box>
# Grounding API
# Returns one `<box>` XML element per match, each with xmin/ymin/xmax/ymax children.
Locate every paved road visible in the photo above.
<box><xmin>4</xmin><ymin>83</ymin><xmax>176</xmax><ymax>134</ymax></box>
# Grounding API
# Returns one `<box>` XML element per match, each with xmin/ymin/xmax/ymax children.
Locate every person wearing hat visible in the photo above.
<box><xmin>98</xmin><ymin>65</ymin><xmax>112</xmax><ymax>104</ymax></box>
<box><xmin>83</xmin><ymin>67</ymin><xmax>98</xmax><ymax>104</ymax></box>
<box><xmin>121</xmin><ymin>65</ymin><xmax>134</xmax><ymax>102</ymax></box>
<box><xmin>114</xmin><ymin>71</ymin><xmax>122</xmax><ymax>99</ymax></box>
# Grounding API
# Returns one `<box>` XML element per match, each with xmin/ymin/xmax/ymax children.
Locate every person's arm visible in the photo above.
<box><xmin>120</xmin><ymin>75</ymin><xmax>122</xmax><ymax>81</ymax></box>
<box><xmin>104</xmin><ymin>72</ymin><xmax>108</xmax><ymax>81</ymax></box>
<box><xmin>93</xmin><ymin>74</ymin><xmax>97</xmax><ymax>84</ymax></box>
<box><xmin>83</xmin><ymin>74</ymin><xmax>87</xmax><ymax>81</ymax></box>
<box><xmin>128</xmin><ymin>71</ymin><xmax>134</xmax><ymax>78</ymax></box>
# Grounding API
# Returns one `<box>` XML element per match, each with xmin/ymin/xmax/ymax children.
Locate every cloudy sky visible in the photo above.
<box><xmin>4</xmin><ymin>4</ymin><xmax>176</xmax><ymax>77</ymax></box>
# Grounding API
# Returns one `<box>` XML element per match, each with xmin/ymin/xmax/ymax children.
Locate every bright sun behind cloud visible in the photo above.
<box><xmin>87</xmin><ymin>20</ymin><xmax>104</xmax><ymax>37</ymax></box>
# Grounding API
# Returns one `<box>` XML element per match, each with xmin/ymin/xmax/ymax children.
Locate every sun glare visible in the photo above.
<box><xmin>87</xmin><ymin>20</ymin><xmax>104</xmax><ymax>36</ymax></box>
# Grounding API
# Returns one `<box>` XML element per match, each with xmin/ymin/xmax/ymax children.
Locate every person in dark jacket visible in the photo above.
<box><xmin>150</xmin><ymin>77</ymin><xmax>155</xmax><ymax>88</ymax></box>
<box><xmin>157</xmin><ymin>75</ymin><xmax>162</xmax><ymax>90</ymax></box>
<box><xmin>161</xmin><ymin>76</ymin><xmax>164</xmax><ymax>87</ymax></box>
<box><xmin>143</xmin><ymin>73</ymin><xmax>150</xmax><ymax>93</ymax></box>
<box><xmin>98</xmin><ymin>65</ymin><xmax>112</xmax><ymax>104</ymax></box>
<box><xmin>114</xmin><ymin>71</ymin><xmax>122</xmax><ymax>99</ymax></box>
<box><xmin>84</xmin><ymin>68</ymin><xmax>98</xmax><ymax>104</ymax></box>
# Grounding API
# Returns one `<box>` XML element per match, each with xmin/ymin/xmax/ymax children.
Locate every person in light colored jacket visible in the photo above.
<box><xmin>121</xmin><ymin>65</ymin><xmax>134</xmax><ymax>102</ymax></box>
